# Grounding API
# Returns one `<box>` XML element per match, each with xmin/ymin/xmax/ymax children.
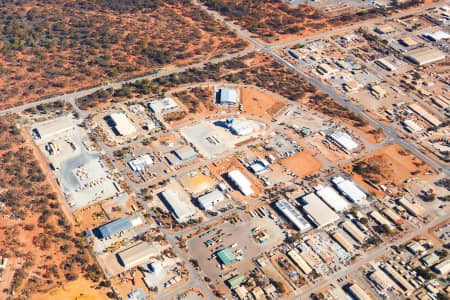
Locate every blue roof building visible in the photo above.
<box><xmin>97</xmin><ymin>216</ymin><xmax>132</xmax><ymax>239</ymax></box>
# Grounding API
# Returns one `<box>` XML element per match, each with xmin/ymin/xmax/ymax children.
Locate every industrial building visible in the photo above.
<box><xmin>376</xmin><ymin>58</ymin><xmax>397</xmax><ymax>71</ymax></box>
<box><xmin>109</xmin><ymin>112</ymin><xmax>136</xmax><ymax>136</ymax></box>
<box><xmin>370</xmin><ymin>85</ymin><xmax>386</xmax><ymax>99</ymax></box>
<box><xmin>346</xmin><ymin>283</ymin><xmax>372</xmax><ymax>300</ymax></box>
<box><xmin>382</xmin><ymin>264</ymin><xmax>415</xmax><ymax>295</ymax></box>
<box><xmin>315</xmin><ymin>185</ymin><xmax>350</xmax><ymax>212</ymax></box>
<box><xmin>227</xmin><ymin>170</ymin><xmax>254</xmax><ymax>196</ymax></box>
<box><xmin>423</xmin><ymin>31</ymin><xmax>450</xmax><ymax>42</ymax></box>
<box><xmin>227</xmin><ymin>274</ymin><xmax>245</xmax><ymax>289</ymax></box>
<box><xmin>95</xmin><ymin>216</ymin><xmax>143</xmax><ymax>239</ymax></box>
<box><xmin>274</xmin><ymin>199</ymin><xmax>312</xmax><ymax>232</ymax></box>
<box><xmin>217</xmin><ymin>88</ymin><xmax>238</xmax><ymax>106</ymax></box>
<box><xmin>403</xmin><ymin>119</ymin><xmax>423</xmax><ymax>134</ymax></box>
<box><xmin>148</xmin><ymin>97</ymin><xmax>180</xmax><ymax>114</ymax></box>
<box><xmin>421</xmin><ymin>253</ymin><xmax>440</xmax><ymax>266</ymax></box>
<box><xmin>406</xmin><ymin>241</ymin><xmax>425</xmax><ymax>255</ymax></box>
<box><xmin>317</xmin><ymin>63</ymin><xmax>338</xmax><ymax>76</ymax></box>
<box><xmin>117</xmin><ymin>242</ymin><xmax>159</xmax><ymax>268</ymax></box>
<box><xmin>287</xmin><ymin>249</ymin><xmax>312</xmax><ymax>275</ymax></box>
<box><xmin>217</xmin><ymin>248</ymin><xmax>237</xmax><ymax>266</ymax></box>
<box><xmin>249</xmin><ymin>159</ymin><xmax>270</xmax><ymax>175</ymax></box>
<box><xmin>327</xmin><ymin>131</ymin><xmax>358</xmax><ymax>152</ymax></box>
<box><xmin>174</xmin><ymin>146</ymin><xmax>197</xmax><ymax>162</ymax></box>
<box><xmin>332</xmin><ymin>177</ymin><xmax>366</xmax><ymax>204</ymax></box>
<box><xmin>33</xmin><ymin>115</ymin><xmax>74</xmax><ymax>140</ymax></box>
<box><xmin>369</xmin><ymin>210</ymin><xmax>393</xmax><ymax>229</ymax></box>
<box><xmin>160</xmin><ymin>190</ymin><xmax>196</xmax><ymax>223</ymax></box>
<box><xmin>408</xmin><ymin>103</ymin><xmax>442</xmax><ymax>127</ymax></box>
<box><xmin>405</xmin><ymin>47</ymin><xmax>446</xmax><ymax>66</ymax></box>
<box><xmin>301</xmin><ymin>193</ymin><xmax>340</xmax><ymax>228</ymax></box>
<box><xmin>398</xmin><ymin>198</ymin><xmax>428</xmax><ymax>218</ymax></box>
<box><xmin>375</xmin><ymin>25</ymin><xmax>395</xmax><ymax>34</ymax></box>
<box><xmin>197</xmin><ymin>190</ymin><xmax>225</xmax><ymax>210</ymax></box>
<box><xmin>433</xmin><ymin>259</ymin><xmax>450</xmax><ymax>275</ymax></box>
<box><xmin>227</xmin><ymin>119</ymin><xmax>253</xmax><ymax>136</ymax></box>
<box><xmin>331</xmin><ymin>232</ymin><xmax>354</xmax><ymax>252</ymax></box>
<box><xmin>382</xmin><ymin>208</ymin><xmax>403</xmax><ymax>225</ymax></box>
<box><xmin>369</xmin><ymin>269</ymin><xmax>397</xmax><ymax>291</ymax></box>
<box><xmin>128</xmin><ymin>155</ymin><xmax>153</xmax><ymax>172</ymax></box>
<box><xmin>342</xmin><ymin>221</ymin><xmax>366</xmax><ymax>244</ymax></box>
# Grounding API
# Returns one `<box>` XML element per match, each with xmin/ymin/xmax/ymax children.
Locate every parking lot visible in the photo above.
<box><xmin>186</xmin><ymin>210</ymin><xmax>285</xmax><ymax>282</ymax></box>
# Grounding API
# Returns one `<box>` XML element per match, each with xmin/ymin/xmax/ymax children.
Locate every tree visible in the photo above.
<box><xmin>272</xmin><ymin>280</ymin><xmax>285</xmax><ymax>294</ymax></box>
<box><xmin>359</xmin><ymin>217</ymin><xmax>369</xmax><ymax>225</ymax></box>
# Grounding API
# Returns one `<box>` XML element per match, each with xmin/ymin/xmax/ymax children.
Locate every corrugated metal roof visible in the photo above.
<box><xmin>217</xmin><ymin>248</ymin><xmax>237</xmax><ymax>265</ymax></box>
<box><xmin>219</xmin><ymin>88</ymin><xmax>238</xmax><ymax>105</ymax></box>
<box><xmin>98</xmin><ymin>216</ymin><xmax>132</xmax><ymax>239</ymax></box>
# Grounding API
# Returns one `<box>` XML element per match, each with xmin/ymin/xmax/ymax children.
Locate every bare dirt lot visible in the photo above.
<box><xmin>241</xmin><ymin>87</ymin><xmax>288</xmax><ymax>121</ymax></box>
<box><xmin>30</xmin><ymin>277</ymin><xmax>110</xmax><ymax>300</ymax></box>
<box><xmin>344</xmin><ymin>143</ymin><xmax>437</xmax><ymax>195</ymax></box>
<box><xmin>281</xmin><ymin>146</ymin><xmax>324</xmax><ymax>179</ymax></box>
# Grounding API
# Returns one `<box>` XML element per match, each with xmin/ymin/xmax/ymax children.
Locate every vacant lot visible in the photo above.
<box><xmin>345</xmin><ymin>143</ymin><xmax>436</xmax><ymax>194</ymax></box>
<box><xmin>31</xmin><ymin>277</ymin><xmax>110</xmax><ymax>300</ymax></box>
<box><xmin>0</xmin><ymin>0</ymin><xmax>247</xmax><ymax>110</ymax></box>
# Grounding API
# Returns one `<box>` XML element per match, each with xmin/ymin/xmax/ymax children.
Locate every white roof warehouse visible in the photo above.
<box><xmin>117</xmin><ymin>242</ymin><xmax>159</xmax><ymax>268</ymax></box>
<box><xmin>227</xmin><ymin>170</ymin><xmax>254</xmax><ymax>196</ymax></box>
<box><xmin>109</xmin><ymin>112</ymin><xmax>136</xmax><ymax>136</ymax></box>
<box><xmin>302</xmin><ymin>193</ymin><xmax>340</xmax><ymax>228</ymax></box>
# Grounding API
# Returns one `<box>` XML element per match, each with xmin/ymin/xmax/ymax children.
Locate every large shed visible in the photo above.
<box><xmin>274</xmin><ymin>199</ymin><xmax>311</xmax><ymax>232</ymax></box>
<box><xmin>302</xmin><ymin>193</ymin><xmax>340</xmax><ymax>228</ymax></box>
<box><xmin>117</xmin><ymin>242</ymin><xmax>158</xmax><ymax>268</ymax></box>
<box><xmin>109</xmin><ymin>112</ymin><xmax>136</xmax><ymax>136</ymax></box>
<box><xmin>217</xmin><ymin>248</ymin><xmax>237</xmax><ymax>266</ymax></box>
<box><xmin>217</xmin><ymin>88</ymin><xmax>238</xmax><ymax>106</ymax></box>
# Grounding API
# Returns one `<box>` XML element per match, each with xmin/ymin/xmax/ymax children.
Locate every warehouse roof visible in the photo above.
<box><xmin>302</xmin><ymin>193</ymin><xmax>340</xmax><ymax>228</ymax></box>
<box><xmin>34</xmin><ymin>115</ymin><xmax>74</xmax><ymax>140</ymax></box>
<box><xmin>97</xmin><ymin>216</ymin><xmax>132</xmax><ymax>239</ymax></box>
<box><xmin>406</xmin><ymin>47</ymin><xmax>446</xmax><ymax>66</ymax></box>
<box><xmin>287</xmin><ymin>249</ymin><xmax>312</xmax><ymax>274</ymax></box>
<box><xmin>275</xmin><ymin>199</ymin><xmax>311</xmax><ymax>232</ymax></box>
<box><xmin>117</xmin><ymin>242</ymin><xmax>158</xmax><ymax>268</ymax></box>
<box><xmin>423</xmin><ymin>31</ymin><xmax>450</xmax><ymax>41</ymax></box>
<box><xmin>198</xmin><ymin>190</ymin><xmax>225</xmax><ymax>210</ymax></box>
<box><xmin>174</xmin><ymin>146</ymin><xmax>197</xmax><ymax>161</ymax></box>
<box><xmin>342</xmin><ymin>221</ymin><xmax>366</xmax><ymax>244</ymax></box>
<box><xmin>328</xmin><ymin>131</ymin><xmax>358</xmax><ymax>152</ymax></box>
<box><xmin>347</xmin><ymin>283</ymin><xmax>371</xmax><ymax>300</ymax></box>
<box><xmin>331</xmin><ymin>232</ymin><xmax>354</xmax><ymax>252</ymax></box>
<box><xmin>332</xmin><ymin>177</ymin><xmax>366</xmax><ymax>203</ymax></box>
<box><xmin>230</xmin><ymin>120</ymin><xmax>253</xmax><ymax>136</ymax></box>
<box><xmin>227</xmin><ymin>274</ymin><xmax>245</xmax><ymax>289</ymax></box>
<box><xmin>128</xmin><ymin>155</ymin><xmax>153</xmax><ymax>172</ymax></box>
<box><xmin>228</xmin><ymin>170</ymin><xmax>254</xmax><ymax>196</ymax></box>
<box><xmin>218</xmin><ymin>88</ymin><xmax>238</xmax><ymax>105</ymax></box>
<box><xmin>315</xmin><ymin>185</ymin><xmax>350</xmax><ymax>212</ymax></box>
<box><xmin>217</xmin><ymin>248</ymin><xmax>237</xmax><ymax>266</ymax></box>
<box><xmin>160</xmin><ymin>190</ymin><xmax>196</xmax><ymax>223</ymax></box>
<box><xmin>398</xmin><ymin>198</ymin><xmax>428</xmax><ymax>217</ymax></box>
<box><xmin>110</xmin><ymin>112</ymin><xmax>136</xmax><ymax>136</ymax></box>
<box><xmin>148</xmin><ymin>97</ymin><xmax>179</xmax><ymax>114</ymax></box>
<box><xmin>421</xmin><ymin>253</ymin><xmax>439</xmax><ymax>266</ymax></box>
<box><xmin>408</xmin><ymin>103</ymin><xmax>442</xmax><ymax>127</ymax></box>
<box><xmin>433</xmin><ymin>259</ymin><xmax>450</xmax><ymax>275</ymax></box>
